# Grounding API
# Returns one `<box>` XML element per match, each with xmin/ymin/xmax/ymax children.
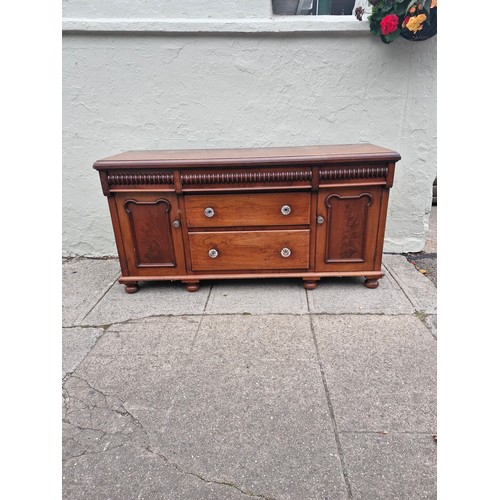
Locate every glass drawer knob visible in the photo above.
<box><xmin>281</xmin><ymin>247</ymin><xmax>292</xmax><ymax>258</ymax></box>
<box><xmin>281</xmin><ymin>205</ymin><xmax>292</xmax><ymax>216</ymax></box>
<box><xmin>317</xmin><ymin>215</ymin><xmax>325</xmax><ymax>224</ymax></box>
<box><xmin>204</xmin><ymin>207</ymin><xmax>215</xmax><ymax>218</ymax></box>
<box><xmin>208</xmin><ymin>248</ymin><xmax>218</xmax><ymax>259</ymax></box>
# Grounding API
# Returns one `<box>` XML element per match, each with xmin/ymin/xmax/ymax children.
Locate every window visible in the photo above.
<box><xmin>272</xmin><ymin>0</ymin><xmax>358</xmax><ymax>16</ymax></box>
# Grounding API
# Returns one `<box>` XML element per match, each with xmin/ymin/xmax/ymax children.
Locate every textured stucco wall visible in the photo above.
<box><xmin>62</xmin><ymin>4</ymin><xmax>436</xmax><ymax>256</ymax></box>
<box><xmin>63</xmin><ymin>0</ymin><xmax>273</xmax><ymax>19</ymax></box>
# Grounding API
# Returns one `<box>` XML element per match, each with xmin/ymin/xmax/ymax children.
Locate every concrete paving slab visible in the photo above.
<box><xmin>383</xmin><ymin>254</ymin><xmax>437</xmax><ymax>313</ymax></box>
<box><xmin>91</xmin><ymin>316</ymin><xmax>202</xmax><ymax>357</ymax></box>
<box><xmin>61</xmin><ymin>258</ymin><xmax>438</xmax><ymax>498</ymax></box>
<box><xmin>82</xmin><ymin>352</ymin><xmax>186</xmax><ymax>410</ymax></box>
<box><xmin>141</xmin><ymin>358</ymin><xmax>348</xmax><ymax>499</ymax></box>
<box><xmin>314</xmin><ymin>315</ymin><xmax>436</xmax><ymax>432</ymax></box>
<box><xmin>193</xmin><ymin>314</ymin><xmax>316</xmax><ymax>362</ymax></box>
<box><xmin>66</xmin><ymin>317</ymin><xmax>199</xmax><ymax>415</ymax></box>
<box><xmin>307</xmin><ymin>266</ymin><xmax>415</xmax><ymax>315</ymax></box>
<box><xmin>64</xmin><ymin>371</ymin><xmax>249</xmax><ymax>500</ymax></box>
<box><xmin>205</xmin><ymin>278</ymin><xmax>309</xmax><ymax>315</ymax></box>
<box><xmin>340</xmin><ymin>433</ymin><xmax>436</xmax><ymax>499</ymax></box>
<box><xmin>63</xmin><ymin>375</ymin><xmax>150</xmax><ymax>460</ymax></box>
<box><xmin>62</xmin><ymin>327</ymin><xmax>104</xmax><ymax>378</ymax></box>
<box><xmin>64</xmin><ymin>316</ymin><xmax>194</xmax><ymax>426</ymax></box>
<box><xmin>83</xmin><ymin>280</ymin><xmax>211</xmax><ymax>325</ymax></box>
<box><xmin>63</xmin><ymin>444</ymin><xmax>250</xmax><ymax>500</ymax></box>
<box><xmin>63</xmin><ymin>366</ymin><xmax>266</xmax><ymax>500</ymax></box>
<box><xmin>62</xmin><ymin>258</ymin><xmax>120</xmax><ymax>326</ymax></box>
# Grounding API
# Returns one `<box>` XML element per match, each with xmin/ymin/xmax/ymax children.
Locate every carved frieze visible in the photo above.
<box><xmin>180</xmin><ymin>170</ymin><xmax>313</xmax><ymax>185</ymax></box>
<box><xmin>319</xmin><ymin>166</ymin><xmax>388</xmax><ymax>181</ymax></box>
<box><xmin>107</xmin><ymin>172</ymin><xmax>175</xmax><ymax>186</ymax></box>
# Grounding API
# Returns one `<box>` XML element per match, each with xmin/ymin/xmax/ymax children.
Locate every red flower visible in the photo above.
<box><xmin>380</xmin><ymin>14</ymin><xmax>399</xmax><ymax>35</ymax></box>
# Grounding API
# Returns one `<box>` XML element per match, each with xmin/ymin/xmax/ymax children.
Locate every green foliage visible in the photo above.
<box><xmin>406</xmin><ymin>0</ymin><xmax>420</xmax><ymax>11</ymax></box>
<box><xmin>383</xmin><ymin>28</ymin><xmax>402</xmax><ymax>43</ymax></box>
<box><xmin>394</xmin><ymin>3</ymin><xmax>407</xmax><ymax>16</ymax></box>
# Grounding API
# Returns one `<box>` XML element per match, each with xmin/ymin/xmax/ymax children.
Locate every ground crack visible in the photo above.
<box><xmin>145</xmin><ymin>447</ymin><xmax>276</xmax><ymax>500</ymax></box>
<box><xmin>62</xmin><ymin>444</ymin><xmax>125</xmax><ymax>462</ymax></box>
<box><xmin>64</xmin><ymin>375</ymin><xmax>152</xmax><ymax>448</ymax></box>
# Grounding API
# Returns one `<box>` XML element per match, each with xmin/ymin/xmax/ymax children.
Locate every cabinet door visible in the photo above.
<box><xmin>115</xmin><ymin>192</ymin><xmax>185</xmax><ymax>276</ymax></box>
<box><xmin>315</xmin><ymin>187</ymin><xmax>382</xmax><ymax>272</ymax></box>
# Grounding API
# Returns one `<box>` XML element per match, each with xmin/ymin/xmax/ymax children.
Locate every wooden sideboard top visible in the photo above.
<box><xmin>93</xmin><ymin>144</ymin><xmax>401</xmax><ymax>170</ymax></box>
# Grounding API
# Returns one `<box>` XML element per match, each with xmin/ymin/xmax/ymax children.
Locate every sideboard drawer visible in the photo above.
<box><xmin>189</xmin><ymin>230</ymin><xmax>310</xmax><ymax>271</ymax></box>
<box><xmin>184</xmin><ymin>192</ymin><xmax>310</xmax><ymax>228</ymax></box>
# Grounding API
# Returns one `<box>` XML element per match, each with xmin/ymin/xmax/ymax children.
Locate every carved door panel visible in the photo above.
<box><xmin>315</xmin><ymin>187</ymin><xmax>382</xmax><ymax>272</ymax></box>
<box><xmin>115</xmin><ymin>192</ymin><xmax>186</xmax><ymax>276</ymax></box>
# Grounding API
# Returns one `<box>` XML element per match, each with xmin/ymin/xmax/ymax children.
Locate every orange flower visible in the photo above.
<box><xmin>405</xmin><ymin>14</ymin><xmax>427</xmax><ymax>33</ymax></box>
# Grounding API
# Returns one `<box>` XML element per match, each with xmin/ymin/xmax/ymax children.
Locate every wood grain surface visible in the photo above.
<box><xmin>188</xmin><ymin>230</ymin><xmax>310</xmax><ymax>271</ymax></box>
<box><xmin>184</xmin><ymin>192</ymin><xmax>310</xmax><ymax>228</ymax></box>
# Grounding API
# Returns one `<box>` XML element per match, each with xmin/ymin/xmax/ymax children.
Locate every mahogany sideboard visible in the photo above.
<box><xmin>93</xmin><ymin>144</ymin><xmax>400</xmax><ymax>293</ymax></box>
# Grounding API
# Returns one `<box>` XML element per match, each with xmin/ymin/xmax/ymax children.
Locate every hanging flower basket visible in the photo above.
<box><xmin>400</xmin><ymin>5</ymin><xmax>437</xmax><ymax>41</ymax></box>
<box><xmin>360</xmin><ymin>0</ymin><xmax>437</xmax><ymax>44</ymax></box>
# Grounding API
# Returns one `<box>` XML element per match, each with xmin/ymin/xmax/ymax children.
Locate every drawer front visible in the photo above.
<box><xmin>189</xmin><ymin>230</ymin><xmax>310</xmax><ymax>271</ymax></box>
<box><xmin>184</xmin><ymin>193</ymin><xmax>310</xmax><ymax>228</ymax></box>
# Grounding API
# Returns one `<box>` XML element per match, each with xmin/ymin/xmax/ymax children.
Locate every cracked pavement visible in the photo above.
<box><xmin>62</xmin><ymin>253</ymin><xmax>437</xmax><ymax>499</ymax></box>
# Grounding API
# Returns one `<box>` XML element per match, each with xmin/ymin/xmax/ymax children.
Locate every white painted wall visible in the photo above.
<box><xmin>62</xmin><ymin>0</ymin><xmax>436</xmax><ymax>256</ymax></box>
<box><xmin>63</xmin><ymin>0</ymin><xmax>273</xmax><ymax>19</ymax></box>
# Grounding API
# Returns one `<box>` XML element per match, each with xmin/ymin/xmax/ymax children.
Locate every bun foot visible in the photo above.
<box><xmin>125</xmin><ymin>282</ymin><xmax>140</xmax><ymax>294</ymax></box>
<box><xmin>364</xmin><ymin>278</ymin><xmax>379</xmax><ymax>289</ymax></box>
<box><xmin>303</xmin><ymin>279</ymin><xmax>319</xmax><ymax>290</ymax></box>
<box><xmin>183</xmin><ymin>281</ymin><xmax>200</xmax><ymax>292</ymax></box>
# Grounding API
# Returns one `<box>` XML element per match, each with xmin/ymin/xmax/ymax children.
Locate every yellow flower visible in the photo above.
<box><xmin>405</xmin><ymin>14</ymin><xmax>427</xmax><ymax>33</ymax></box>
<box><xmin>431</xmin><ymin>0</ymin><xmax>437</xmax><ymax>8</ymax></box>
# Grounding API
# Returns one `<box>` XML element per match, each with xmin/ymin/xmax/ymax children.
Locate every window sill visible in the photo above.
<box><xmin>62</xmin><ymin>16</ymin><xmax>370</xmax><ymax>34</ymax></box>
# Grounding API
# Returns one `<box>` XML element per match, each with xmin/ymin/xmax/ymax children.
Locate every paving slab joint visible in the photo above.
<box><xmin>414</xmin><ymin>310</ymin><xmax>427</xmax><ymax>321</ymax></box>
<box><xmin>62</xmin><ymin>327</ymin><xmax>107</xmax><ymax>381</ymax></box>
<box><xmin>306</xmin><ymin>292</ymin><xmax>354</xmax><ymax>498</ymax></box>
<box><xmin>414</xmin><ymin>311</ymin><xmax>437</xmax><ymax>340</ymax></box>
<box><xmin>79</xmin><ymin>275</ymin><xmax>120</xmax><ymax>324</ymax></box>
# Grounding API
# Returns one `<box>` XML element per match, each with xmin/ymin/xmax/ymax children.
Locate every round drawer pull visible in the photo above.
<box><xmin>280</xmin><ymin>247</ymin><xmax>292</xmax><ymax>258</ymax></box>
<box><xmin>317</xmin><ymin>215</ymin><xmax>325</xmax><ymax>225</ymax></box>
<box><xmin>204</xmin><ymin>207</ymin><xmax>215</xmax><ymax>218</ymax></box>
<box><xmin>208</xmin><ymin>248</ymin><xmax>219</xmax><ymax>259</ymax></box>
<box><xmin>281</xmin><ymin>205</ymin><xmax>292</xmax><ymax>216</ymax></box>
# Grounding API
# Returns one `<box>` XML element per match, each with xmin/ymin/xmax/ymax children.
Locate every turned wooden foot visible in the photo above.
<box><xmin>364</xmin><ymin>278</ymin><xmax>379</xmax><ymax>289</ymax></box>
<box><xmin>303</xmin><ymin>279</ymin><xmax>319</xmax><ymax>290</ymax></box>
<box><xmin>124</xmin><ymin>282</ymin><xmax>140</xmax><ymax>294</ymax></box>
<box><xmin>183</xmin><ymin>281</ymin><xmax>200</xmax><ymax>292</ymax></box>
